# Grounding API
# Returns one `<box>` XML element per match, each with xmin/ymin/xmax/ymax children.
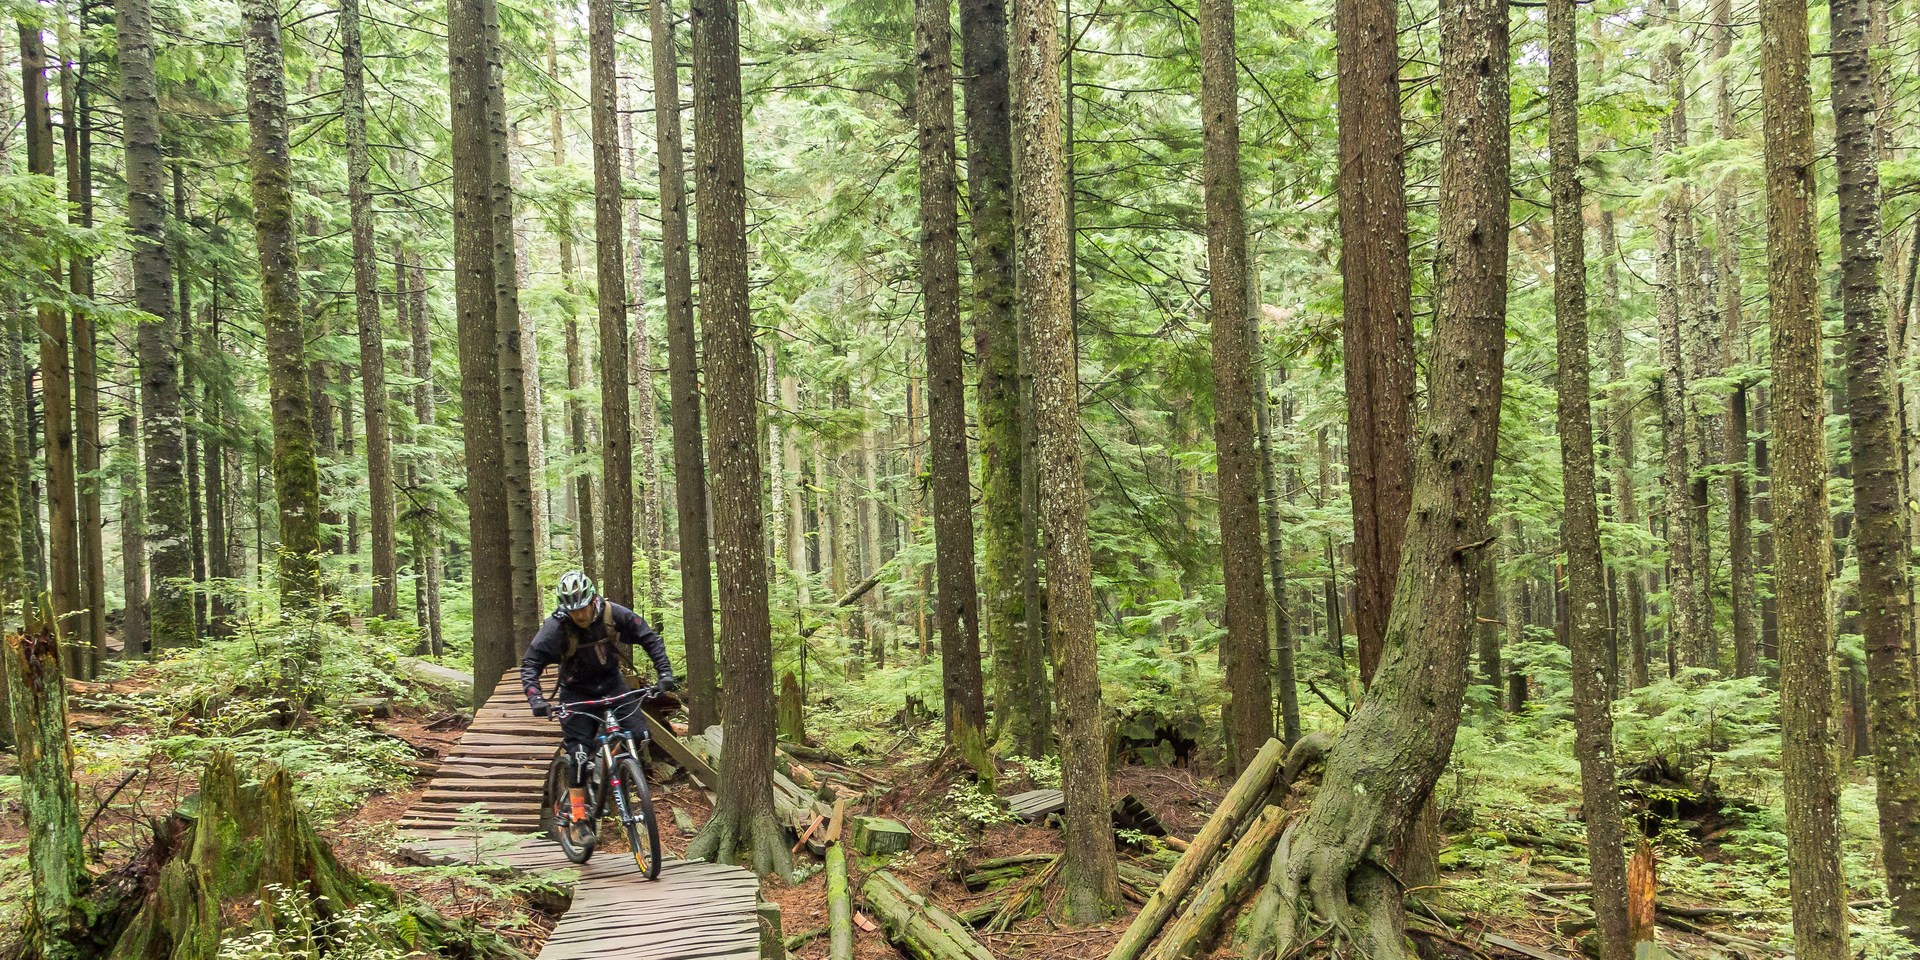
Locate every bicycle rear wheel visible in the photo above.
<box><xmin>611</xmin><ymin>754</ymin><xmax>662</xmax><ymax>879</ymax></box>
<box><xmin>545</xmin><ymin>747</ymin><xmax>598</xmax><ymax>864</ymax></box>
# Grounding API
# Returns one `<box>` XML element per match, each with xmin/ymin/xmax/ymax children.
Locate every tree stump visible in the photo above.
<box><xmin>778</xmin><ymin>670</ymin><xmax>805</xmax><ymax>743</ymax></box>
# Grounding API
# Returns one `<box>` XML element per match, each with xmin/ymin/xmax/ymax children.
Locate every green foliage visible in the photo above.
<box><xmin>215</xmin><ymin>885</ymin><xmax>419</xmax><ymax>960</ymax></box>
<box><xmin>925</xmin><ymin>782</ymin><xmax>1020</xmax><ymax>866</ymax></box>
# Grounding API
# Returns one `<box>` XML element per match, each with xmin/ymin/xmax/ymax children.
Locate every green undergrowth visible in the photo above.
<box><xmin>1441</xmin><ymin>675</ymin><xmax>1917</xmax><ymax>957</ymax></box>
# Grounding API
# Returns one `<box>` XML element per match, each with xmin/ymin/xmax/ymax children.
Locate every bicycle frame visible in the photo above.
<box><xmin>553</xmin><ymin>686</ymin><xmax>657</xmax><ymax>821</ymax></box>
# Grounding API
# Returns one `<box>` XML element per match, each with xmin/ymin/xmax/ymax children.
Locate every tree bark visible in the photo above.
<box><xmin>1199</xmin><ymin>0</ymin><xmax>1274</xmax><ymax>770</ymax></box>
<box><xmin>1713</xmin><ymin>0</ymin><xmax>1757</xmax><ymax>680</ymax></box>
<box><xmin>22</xmin><ymin>25</ymin><xmax>84</xmax><ymax>674</ymax></box>
<box><xmin>1829</xmin><ymin>0</ymin><xmax>1920</xmax><ymax>934</ymax></box>
<box><xmin>60</xmin><ymin>30</ymin><xmax>104</xmax><ymax>676</ymax></box>
<box><xmin>620</xmin><ymin>72</ymin><xmax>665</xmax><ymax>625</ymax></box>
<box><xmin>1651</xmin><ymin>80</ymin><xmax>1703</xmax><ymax>676</ymax></box>
<box><xmin>548</xmin><ymin>44</ymin><xmax>598</xmax><ymax>583</ymax></box>
<box><xmin>406</xmin><ymin>252</ymin><xmax>444</xmax><ymax>656</ymax></box>
<box><xmin>590</xmin><ymin>0</ymin><xmax>635</xmax><ymax>607</ymax></box>
<box><xmin>109</xmin><ymin>0</ymin><xmax>190</xmax><ymax>652</ymax></box>
<box><xmin>958</xmin><ymin>0</ymin><xmax>1035</xmax><ymax>759</ymax></box>
<box><xmin>915</xmin><ymin>0</ymin><xmax>990</xmax><ymax>775</ymax></box>
<box><xmin>1335</xmin><ymin>0</ymin><xmax>1414</xmax><ymax>687</ymax></box>
<box><xmin>116</xmin><ymin>345</ymin><xmax>148</xmax><ymax>657</ymax></box>
<box><xmin>3</xmin><ymin>627</ymin><xmax>86</xmax><ymax>955</ymax></box>
<box><xmin>1259</xmin><ymin>340</ymin><xmax>1301</xmax><ymax>745</ymax></box>
<box><xmin>1546</xmin><ymin>1</ymin><xmax>1631</xmax><ymax>953</ymax></box>
<box><xmin>1599</xmin><ymin>215</ymin><xmax>1649</xmax><ymax>689</ymax></box>
<box><xmin>682</xmin><ymin>0</ymin><xmax>789</xmax><ymax>876</ymax></box>
<box><xmin>1252</xmin><ymin>0</ymin><xmax>1507</xmax><ymax>949</ymax></box>
<box><xmin>341</xmin><ymin>0</ymin><xmax>398</xmax><ymax>620</ymax></box>
<box><xmin>448</xmin><ymin>0</ymin><xmax>514</xmax><ymax>700</ymax></box>
<box><xmin>651</xmin><ymin>0</ymin><xmax>719</xmax><ymax>730</ymax></box>
<box><xmin>1010</xmin><ymin>0</ymin><xmax>1121</xmax><ymax>919</ymax></box>
<box><xmin>1761</xmin><ymin>0</ymin><xmax>1851</xmax><ymax>945</ymax></box>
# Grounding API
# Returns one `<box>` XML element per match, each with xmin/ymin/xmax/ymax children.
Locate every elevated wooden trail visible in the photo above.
<box><xmin>397</xmin><ymin>674</ymin><xmax>767</xmax><ymax>960</ymax></box>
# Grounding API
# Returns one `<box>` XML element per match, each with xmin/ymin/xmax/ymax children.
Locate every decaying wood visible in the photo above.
<box><xmin>1107</xmin><ymin>737</ymin><xmax>1285</xmax><ymax>960</ymax></box>
<box><xmin>828</xmin><ymin>842</ymin><xmax>855</xmax><ymax>960</ymax></box>
<box><xmin>1145</xmin><ymin>805</ymin><xmax>1289</xmax><ymax>960</ymax></box>
<box><xmin>862</xmin><ymin>870</ymin><xmax>997</xmax><ymax>960</ymax></box>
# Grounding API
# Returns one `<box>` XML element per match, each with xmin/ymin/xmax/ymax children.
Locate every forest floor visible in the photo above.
<box><xmin>0</xmin><ymin>649</ymin><xmax>1899</xmax><ymax>959</ymax></box>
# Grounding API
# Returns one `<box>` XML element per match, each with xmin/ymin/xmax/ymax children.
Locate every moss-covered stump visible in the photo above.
<box><xmin>104</xmin><ymin>752</ymin><xmax>509</xmax><ymax>960</ymax></box>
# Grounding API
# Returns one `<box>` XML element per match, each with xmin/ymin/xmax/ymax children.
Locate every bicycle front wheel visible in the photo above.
<box><xmin>611</xmin><ymin>754</ymin><xmax>662</xmax><ymax>879</ymax></box>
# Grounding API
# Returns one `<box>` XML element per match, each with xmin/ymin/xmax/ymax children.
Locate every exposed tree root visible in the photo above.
<box><xmin>687</xmin><ymin>805</ymin><xmax>794</xmax><ymax>879</ymax></box>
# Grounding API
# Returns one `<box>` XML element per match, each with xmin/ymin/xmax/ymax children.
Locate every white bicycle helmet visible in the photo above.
<box><xmin>556</xmin><ymin>570</ymin><xmax>598</xmax><ymax>613</ymax></box>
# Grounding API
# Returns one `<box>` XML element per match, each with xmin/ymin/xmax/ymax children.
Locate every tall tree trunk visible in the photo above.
<box><xmin>448</xmin><ymin>0</ymin><xmax>513</xmax><ymax>700</ymax></box>
<box><xmin>915</xmin><ymin>0</ymin><xmax>990</xmax><ymax>774</ymax></box>
<box><xmin>549</xmin><ymin>46</ymin><xmax>598</xmax><ymax>583</ymax></box>
<box><xmin>61</xmin><ymin>30</ymin><xmax>104</xmax><ymax>676</ymax></box>
<box><xmin>1258</xmin><ymin>329</ymin><xmax>1301</xmax><ymax>745</ymax></box>
<box><xmin>782</xmin><ymin>363</ymin><xmax>809</xmax><ymax>608</ymax></box>
<box><xmin>620</xmin><ymin>73</ymin><xmax>665</xmax><ymax>625</ymax></box>
<box><xmin>1830</xmin><ymin>0</ymin><xmax>1920</xmax><ymax>934</ymax></box>
<box><xmin>203</xmin><ymin>292</ymin><xmax>231</xmax><ymax>637</ymax></box>
<box><xmin>1251</xmin><ymin>0</ymin><xmax>1507</xmax><ymax>948</ymax></box>
<box><xmin>1761</xmin><ymin>0</ymin><xmax>1850</xmax><ymax>945</ymax></box>
<box><xmin>10</xmin><ymin>314</ymin><xmax>43</xmax><ymax>597</ymax></box>
<box><xmin>1336</xmin><ymin>0</ymin><xmax>1414</xmax><ymax>687</ymax></box>
<box><xmin>407</xmin><ymin>252</ymin><xmax>444</xmax><ymax>656</ymax></box>
<box><xmin>112</xmin><ymin>0</ymin><xmax>190</xmax><ymax>651</ymax></box>
<box><xmin>959</xmin><ymin>0</ymin><xmax>1035</xmax><ymax>758</ymax></box>
<box><xmin>1547</xmin><ymin>1</ymin><xmax>1631</xmax><ymax>953</ymax></box>
<box><xmin>341</xmin><ymin>0</ymin><xmax>398</xmax><ymax>619</ymax></box>
<box><xmin>1199</xmin><ymin>0</ymin><xmax>1274</xmax><ymax>770</ymax></box>
<box><xmin>651</xmin><ymin>0</ymin><xmax>718</xmax><ymax>730</ymax></box>
<box><xmin>242</xmin><ymin>0</ymin><xmax>324</xmax><ymax>611</ymax></box>
<box><xmin>21</xmin><ymin>24</ymin><xmax>83</xmax><ymax>668</ymax></box>
<box><xmin>1652</xmin><ymin>79</ymin><xmax>1704</xmax><ymax>675</ymax></box>
<box><xmin>1714</xmin><ymin>0</ymin><xmax>1757</xmax><ymax>680</ymax></box>
<box><xmin>471</xmin><ymin>0</ymin><xmax>537</xmax><ymax>632</ymax></box>
<box><xmin>1600</xmin><ymin>215</ymin><xmax>1650</xmax><ymax>690</ymax></box>
<box><xmin>590</xmin><ymin>0</ymin><xmax>634</xmax><ymax>607</ymax></box>
<box><xmin>681</xmin><ymin>0</ymin><xmax>788</xmax><ymax>876</ymax></box>
<box><xmin>1010</xmin><ymin>0</ymin><xmax>1121</xmax><ymax>920</ymax></box>
<box><xmin>117</xmin><ymin>343</ymin><xmax>148</xmax><ymax>657</ymax></box>
<box><xmin>178</xmin><ymin>202</ymin><xmax>206</xmax><ymax>640</ymax></box>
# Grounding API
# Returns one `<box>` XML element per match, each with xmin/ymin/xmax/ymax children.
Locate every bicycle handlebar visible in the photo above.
<box><xmin>549</xmin><ymin>685</ymin><xmax>661</xmax><ymax>722</ymax></box>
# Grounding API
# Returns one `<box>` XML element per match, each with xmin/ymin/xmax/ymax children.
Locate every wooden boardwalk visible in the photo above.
<box><xmin>397</xmin><ymin>675</ymin><xmax>767</xmax><ymax>960</ymax></box>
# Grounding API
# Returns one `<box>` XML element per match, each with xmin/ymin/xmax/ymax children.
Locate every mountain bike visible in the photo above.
<box><xmin>540</xmin><ymin>685</ymin><xmax>663</xmax><ymax>877</ymax></box>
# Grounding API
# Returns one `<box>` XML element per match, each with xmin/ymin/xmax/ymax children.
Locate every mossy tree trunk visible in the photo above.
<box><xmin>1250</xmin><ymin>0</ymin><xmax>1507</xmax><ymax>948</ymax></box>
<box><xmin>241</xmin><ymin>0</ymin><xmax>324</xmax><ymax>613</ymax></box>
<box><xmin>4</xmin><ymin>625</ymin><xmax>87</xmax><ymax>959</ymax></box>
<box><xmin>683</xmin><ymin>0</ymin><xmax>791</xmax><ymax>877</ymax></box>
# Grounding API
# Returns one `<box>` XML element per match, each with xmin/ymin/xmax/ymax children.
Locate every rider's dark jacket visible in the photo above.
<box><xmin>519</xmin><ymin>601</ymin><xmax>675</xmax><ymax>705</ymax></box>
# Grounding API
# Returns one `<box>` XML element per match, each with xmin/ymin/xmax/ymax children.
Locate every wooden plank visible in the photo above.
<box><xmin>642</xmin><ymin>713</ymin><xmax>720</xmax><ymax>788</ymax></box>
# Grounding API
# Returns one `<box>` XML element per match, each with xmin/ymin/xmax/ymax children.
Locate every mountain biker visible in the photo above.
<box><xmin>521</xmin><ymin>571</ymin><xmax>677</xmax><ymax>840</ymax></box>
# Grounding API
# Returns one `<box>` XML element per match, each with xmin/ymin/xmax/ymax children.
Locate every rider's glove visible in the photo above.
<box><xmin>658</xmin><ymin>675</ymin><xmax>678</xmax><ymax>693</ymax></box>
<box><xmin>530</xmin><ymin>697</ymin><xmax>550</xmax><ymax>718</ymax></box>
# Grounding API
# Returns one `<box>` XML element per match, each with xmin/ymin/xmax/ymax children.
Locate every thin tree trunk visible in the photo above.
<box><xmin>783</xmin><ymin>365</ymin><xmax>809</xmax><ymax>608</ymax></box>
<box><xmin>1547</xmin><ymin>0</ymin><xmax>1631</xmax><ymax>951</ymax></box>
<box><xmin>1714</xmin><ymin>0</ymin><xmax>1757</xmax><ymax>680</ymax></box>
<box><xmin>407</xmin><ymin>253</ymin><xmax>444</xmax><ymax>656</ymax></box>
<box><xmin>448</xmin><ymin>0</ymin><xmax>513</xmax><ymax>700</ymax></box>
<box><xmin>117</xmin><ymin>341</ymin><xmax>148</xmax><ymax>657</ymax></box>
<box><xmin>341</xmin><ymin>0</ymin><xmax>397</xmax><ymax>619</ymax></box>
<box><xmin>1010</xmin><ymin>0</ymin><xmax>1121</xmax><ymax>919</ymax></box>
<box><xmin>548</xmin><ymin>45</ymin><xmax>598</xmax><ymax>583</ymax></box>
<box><xmin>1336</xmin><ymin>0</ymin><xmax>1414</xmax><ymax>687</ymax></box>
<box><xmin>1199</xmin><ymin>0</ymin><xmax>1274</xmax><ymax>771</ymax></box>
<box><xmin>915</xmin><ymin>0</ymin><xmax>990</xmax><ymax>774</ymax></box>
<box><xmin>590</xmin><ymin>0</ymin><xmax>634</xmax><ymax>607</ymax></box>
<box><xmin>1258</xmin><ymin>329</ymin><xmax>1301</xmax><ymax>745</ymax></box>
<box><xmin>1251</xmin><ymin>0</ymin><xmax>1507</xmax><ymax>947</ymax></box>
<box><xmin>681</xmin><ymin>0</ymin><xmax>788</xmax><ymax>876</ymax></box>
<box><xmin>1761</xmin><ymin>0</ymin><xmax>1851</xmax><ymax>944</ymax></box>
<box><xmin>203</xmin><ymin>292</ymin><xmax>231</xmax><ymax>637</ymax></box>
<box><xmin>61</xmin><ymin>32</ymin><xmax>104</xmax><ymax>676</ymax></box>
<box><xmin>651</xmin><ymin>0</ymin><xmax>718</xmax><ymax>729</ymax></box>
<box><xmin>21</xmin><ymin>24</ymin><xmax>83</xmax><ymax>668</ymax></box>
<box><xmin>1600</xmin><ymin>215</ymin><xmax>1650</xmax><ymax>690</ymax></box>
<box><xmin>1830</xmin><ymin>0</ymin><xmax>1920</xmax><ymax>933</ymax></box>
<box><xmin>620</xmin><ymin>72</ymin><xmax>665</xmax><ymax>625</ymax></box>
<box><xmin>1652</xmin><ymin>74</ymin><xmax>1704</xmax><ymax>674</ymax></box>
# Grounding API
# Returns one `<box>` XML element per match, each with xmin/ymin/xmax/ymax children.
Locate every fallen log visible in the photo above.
<box><xmin>1144</xmin><ymin>805</ymin><xmax>1288</xmax><ymax>960</ymax></box>
<box><xmin>861</xmin><ymin>871</ymin><xmax>997</xmax><ymax>960</ymax></box>
<box><xmin>799</xmin><ymin>572</ymin><xmax>885</xmax><ymax>640</ymax></box>
<box><xmin>1106</xmin><ymin>737</ymin><xmax>1286</xmax><ymax>960</ymax></box>
<box><xmin>827</xmin><ymin>843</ymin><xmax>855</xmax><ymax>960</ymax></box>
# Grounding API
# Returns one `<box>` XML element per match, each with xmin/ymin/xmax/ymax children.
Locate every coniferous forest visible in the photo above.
<box><xmin>3</xmin><ymin>0</ymin><xmax>1920</xmax><ymax>953</ymax></box>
